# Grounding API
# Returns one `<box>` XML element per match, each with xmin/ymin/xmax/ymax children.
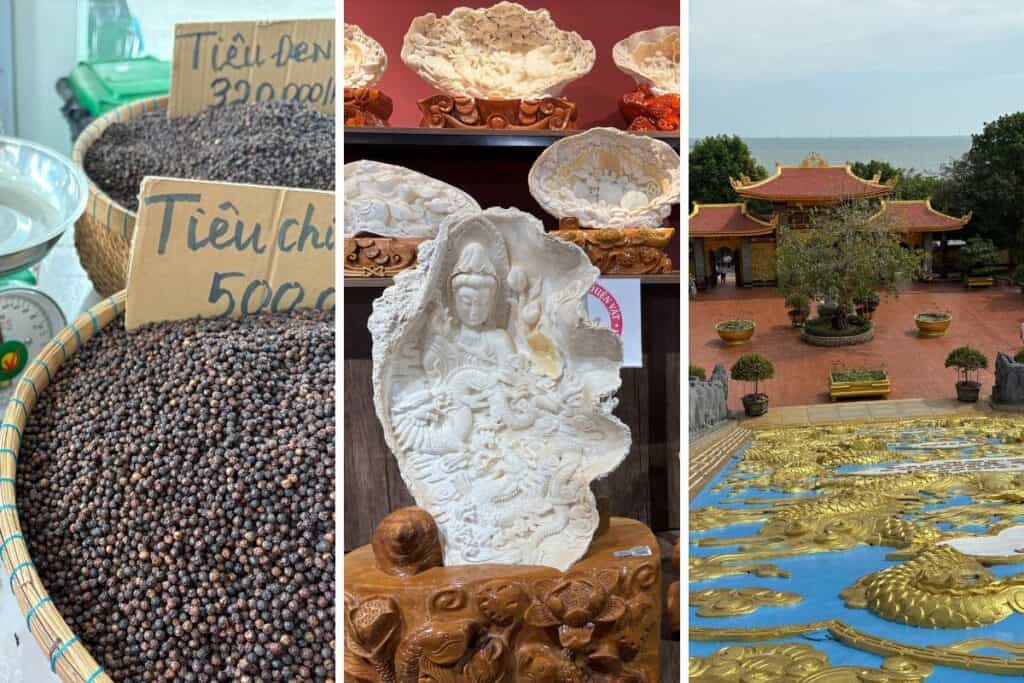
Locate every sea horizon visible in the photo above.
<box><xmin>689</xmin><ymin>135</ymin><xmax>972</xmax><ymax>176</ymax></box>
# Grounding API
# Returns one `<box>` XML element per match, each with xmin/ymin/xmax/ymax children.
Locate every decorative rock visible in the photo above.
<box><xmin>401</xmin><ymin>2</ymin><xmax>596</xmax><ymax>100</ymax></box>
<box><xmin>368</xmin><ymin>208</ymin><xmax>630</xmax><ymax>570</ymax></box>
<box><xmin>528</xmin><ymin>127</ymin><xmax>680</xmax><ymax>229</ymax></box>
<box><xmin>612</xmin><ymin>26</ymin><xmax>680</xmax><ymax>95</ymax></box>
<box><xmin>343</xmin><ymin>160</ymin><xmax>481</xmax><ymax>238</ymax></box>
<box><xmin>344</xmin><ymin>23</ymin><xmax>388</xmax><ymax>89</ymax></box>
<box><xmin>689</xmin><ymin>364</ymin><xmax>729</xmax><ymax>439</ymax></box>
<box><xmin>993</xmin><ymin>352</ymin><xmax>1024</xmax><ymax>404</ymax></box>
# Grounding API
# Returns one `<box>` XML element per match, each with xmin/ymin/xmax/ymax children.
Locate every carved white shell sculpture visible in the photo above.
<box><xmin>344</xmin><ymin>161</ymin><xmax>481</xmax><ymax>238</ymax></box>
<box><xmin>369</xmin><ymin>207</ymin><xmax>630</xmax><ymax>570</ymax></box>
<box><xmin>401</xmin><ymin>2</ymin><xmax>596</xmax><ymax>100</ymax></box>
<box><xmin>612</xmin><ymin>26</ymin><xmax>680</xmax><ymax>95</ymax></box>
<box><xmin>344</xmin><ymin>23</ymin><xmax>388</xmax><ymax>88</ymax></box>
<box><xmin>528</xmin><ymin>127</ymin><xmax>680</xmax><ymax>228</ymax></box>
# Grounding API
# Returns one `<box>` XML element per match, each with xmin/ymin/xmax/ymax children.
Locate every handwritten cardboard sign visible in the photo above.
<box><xmin>169</xmin><ymin>18</ymin><xmax>335</xmax><ymax>117</ymax></box>
<box><xmin>125</xmin><ymin>177</ymin><xmax>335</xmax><ymax>330</ymax></box>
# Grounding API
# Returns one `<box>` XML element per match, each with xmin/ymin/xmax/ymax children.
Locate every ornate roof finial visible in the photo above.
<box><xmin>800</xmin><ymin>152</ymin><xmax>827</xmax><ymax>168</ymax></box>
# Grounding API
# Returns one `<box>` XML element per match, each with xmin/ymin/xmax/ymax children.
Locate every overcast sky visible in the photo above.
<box><xmin>691</xmin><ymin>0</ymin><xmax>1024</xmax><ymax>138</ymax></box>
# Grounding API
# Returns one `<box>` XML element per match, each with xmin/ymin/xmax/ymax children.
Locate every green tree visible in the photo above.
<box><xmin>850</xmin><ymin>160</ymin><xmax>899</xmax><ymax>184</ymax></box>
<box><xmin>850</xmin><ymin>160</ymin><xmax>940</xmax><ymax>200</ymax></box>
<box><xmin>689</xmin><ymin>135</ymin><xmax>767</xmax><ymax>205</ymax></box>
<box><xmin>938</xmin><ymin>112</ymin><xmax>1024</xmax><ymax>251</ymax></box>
<box><xmin>776</xmin><ymin>201</ymin><xmax>925</xmax><ymax>330</ymax></box>
<box><xmin>958</xmin><ymin>236</ymin><xmax>1000</xmax><ymax>276</ymax></box>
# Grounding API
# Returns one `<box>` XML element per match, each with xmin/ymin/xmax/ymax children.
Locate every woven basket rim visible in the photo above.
<box><xmin>0</xmin><ymin>292</ymin><xmax>126</xmax><ymax>683</ymax></box>
<box><xmin>72</xmin><ymin>96</ymin><xmax>167</xmax><ymax>239</ymax></box>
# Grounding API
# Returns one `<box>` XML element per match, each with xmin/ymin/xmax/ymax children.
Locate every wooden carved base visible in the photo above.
<box><xmin>344</xmin><ymin>237</ymin><xmax>426</xmax><ymax>277</ymax></box>
<box><xmin>345</xmin><ymin>87</ymin><xmax>394</xmax><ymax>127</ymax></box>
<box><xmin>667</xmin><ymin>541</ymin><xmax>680</xmax><ymax>632</ymax></box>
<box><xmin>549</xmin><ymin>222</ymin><xmax>675</xmax><ymax>275</ymax></box>
<box><xmin>417</xmin><ymin>95</ymin><xmax>578</xmax><ymax>130</ymax></box>
<box><xmin>345</xmin><ymin>509</ymin><xmax>662</xmax><ymax>683</ymax></box>
<box><xmin>619</xmin><ymin>84</ymin><xmax>680</xmax><ymax>132</ymax></box>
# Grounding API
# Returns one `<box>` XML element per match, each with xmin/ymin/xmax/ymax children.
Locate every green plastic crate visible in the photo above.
<box><xmin>68</xmin><ymin>56</ymin><xmax>170</xmax><ymax>116</ymax></box>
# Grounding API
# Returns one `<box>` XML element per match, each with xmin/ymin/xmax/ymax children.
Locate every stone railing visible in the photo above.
<box><xmin>690</xmin><ymin>363</ymin><xmax>729</xmax><ymax>439</ymax></box>
<box><xmin>993</xmin><ymin>352</ymin><xmax>1024</xmax><ymax>405</ymax></box>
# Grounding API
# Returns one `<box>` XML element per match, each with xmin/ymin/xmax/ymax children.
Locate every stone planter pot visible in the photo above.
<box><xmin>716</xmin><ymin>322</ymin><xmax>754</xmax><ymax>346</ymax></box>
<box><xmin>915</xmin><ymin>313</ymin><xmax>952</xmax><ymax>338</ymax></box>
<box><xmin>829</xmin><ymin>370</ymin><xmax>891</xmax><ymax>401</ymax></box>
<box><xmin>742</xmin><ymin>393</ymin><xmax>769</xmax><ymax>417</ymax></box>
<box><xmin>956</xmin><ymin>380</ymin><xmax>981</xmax><ymax>403</ymax></box>
<box><xmin>801</xmin><ymin>325</ymin><xmax>874</xmax><ymax>347</ymax></box>
<box><xmin>787</xmin><ymin>309</ymin><xmax>809</xmax><ymax>327</ymax></box>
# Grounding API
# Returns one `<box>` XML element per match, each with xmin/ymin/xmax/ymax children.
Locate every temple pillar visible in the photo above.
<box><xmin>741</xmin><ymin>238</ymin><xmax>753</xmax><ymax>287</ymax></box>
<box><xmin>923</xmin><ymin>232</ymin><xmax>934</xmax><ymax>275</ymax></box>
<box><xmin>692</xmin><ymin>238</ymin><xmax>707</xmax><ymax>287</ymax></box>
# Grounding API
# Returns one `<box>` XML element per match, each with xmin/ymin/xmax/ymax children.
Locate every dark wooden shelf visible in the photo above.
<box><xmin>344</xmin><ymin>126</ymin><xmax>681</xmax><ymax>152</ymax></box>
<box><xmin>344</xmin><ymin>272</ymin><xmax>681</xmax><ymax>289</ymax></box>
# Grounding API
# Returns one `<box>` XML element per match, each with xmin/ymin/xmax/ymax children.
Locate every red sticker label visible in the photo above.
<box><xmin>589</xmin><ymin>283</ymin><xmax>624</xmax><ymax>335</ymax></box>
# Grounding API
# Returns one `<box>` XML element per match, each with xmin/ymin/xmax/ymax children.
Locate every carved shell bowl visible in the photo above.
<box><xmin>401</xmin><ymin>2</ymin><xmax>596</xmax><ymax>100</ymax></box>
<box><xmin>528</xmin><ymin>127</ymin><xmax>680</xmax><ymax>229</ymax></box>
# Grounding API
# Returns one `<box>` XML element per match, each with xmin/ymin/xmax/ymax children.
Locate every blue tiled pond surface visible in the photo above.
<box><xmin>690</xmin><ymin>420</ymin><xmax>1024</xmax><ymax>682</ymax></box>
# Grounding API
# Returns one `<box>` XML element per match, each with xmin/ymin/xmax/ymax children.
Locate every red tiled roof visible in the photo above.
<box><xmin>689</xmin><ymin>203</ymin><xmax>776</xmax><ymax>237</ymax></box>
<box><xmin>731</xmin><ymin>159</ymin><xmax>893</xmax><ymax>202</ymax></box>
<box><xmin>873</xmin><ymin>199</ymin><xmax>971</xmax><ymax>233</ymax></box>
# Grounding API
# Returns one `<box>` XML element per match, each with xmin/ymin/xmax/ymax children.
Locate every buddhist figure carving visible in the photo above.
<box><xmin>369</xmin><ymin>208</ymin><xmax>630</xmax><ymax>570</ymax></box>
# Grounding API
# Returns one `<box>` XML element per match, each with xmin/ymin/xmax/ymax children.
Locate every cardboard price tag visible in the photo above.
<box><xmin>125</xmin><ymin>177</ymin><xmax>335</xmax><ymax>330</ymax></box>
<box><xmin>169</xmin><ymin>18</ymin><xmax>335</xmax><ymax>117</ymax></box>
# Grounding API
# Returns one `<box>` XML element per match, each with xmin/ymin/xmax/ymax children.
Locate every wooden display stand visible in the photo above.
<box><xmin>343</xmin><ymin>236</ymin><xmax>426</xmax><ymax>277</ymax></box>
<box><xmin>345</xmin><ymin>88</ymin><xmax>394</xmax><ymax>127</ymax></box>
<box><xmin>417</xmin><ymin>95</ymin><xmax>578</xmax><ymax>130</ymax></box>
<box><xmin>344</xmin><ymin>508</ymin><xmax>662</xmax><ymax>682</ymax></box>
<box><xmin>550</xmin><ymin>218</ymin><xmax>675</xmax><ymax>275</ymax></box>
<box><xmin>619</xmin><ymin>84</ymin><xmax>680</xmax><ymax>132</ymax></box>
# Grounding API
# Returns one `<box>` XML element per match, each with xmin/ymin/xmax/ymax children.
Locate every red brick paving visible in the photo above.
<box><xmin>690</xmin><ymin>281</ymin><xmax>1024</xmax><ymax>411</ymax></box>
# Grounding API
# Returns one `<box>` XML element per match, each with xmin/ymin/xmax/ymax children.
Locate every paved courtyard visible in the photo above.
<box><xmin>690</xmin><ymin>281</ymin><xmax>1024</xmax><ymax>410</ymax></box>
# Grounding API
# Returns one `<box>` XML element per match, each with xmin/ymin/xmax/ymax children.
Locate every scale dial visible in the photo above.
<box><xmin>0</xmin><ymin>286</ymin><xmax>65</xmax><ymax>403</ymax></box>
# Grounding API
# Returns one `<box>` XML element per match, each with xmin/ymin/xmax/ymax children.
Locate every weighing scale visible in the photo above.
<box><xmin>0</xmin><ymin>136</ymin><xmax>89</xmax><ymax>403</ymax></box>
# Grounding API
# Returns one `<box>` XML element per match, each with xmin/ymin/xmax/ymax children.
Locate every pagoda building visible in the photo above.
<box><xmin>688</xmin><ymin>153</ymin><xmax>971</xmax><ymax>288</ymax></box>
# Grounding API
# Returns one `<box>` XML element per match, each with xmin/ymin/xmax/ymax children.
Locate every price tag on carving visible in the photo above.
<box><xmin>169</xmin><ymin>18</ymin><xmax>335</xmax><ymax>117</ymax></box>
<box><xmin>586</xmin><ymin>278</ymin><xmax>642</xmax><ymax>367</ymax></box>
<box><xmin>125</xmin><ymin>177</ymin><xmax>334</xmax><ymax>330</ymax></box>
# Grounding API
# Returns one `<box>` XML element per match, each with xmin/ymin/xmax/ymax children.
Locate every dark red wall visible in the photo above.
<box><xmin>345</xmin><ymin>0</ymin><xmax>681</xmax><ymax>128</ymax></box>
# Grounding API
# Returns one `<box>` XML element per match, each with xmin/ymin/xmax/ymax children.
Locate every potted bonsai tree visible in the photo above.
<box><xmin>731</xmin><ymin>353</ymin><xmax>774</xmax><ymax>417</ymax></box>
<box><xmin>945</xmin><ymin>346</ymin><xmax>987</xmax><ymax>402</ymax></box>
<box><xmin>784</xmin><ymin>293</ymin><xmax>811</xmax><ymax>327</ymax></box>
<box><xmin>959</xmin><ymin>237</ymin><xmax>999</xmax><ymax>288</ymax></box>
<box><xmin>854</xmin><ymin>291</ymin><xmax>880</xmax><ymax>320</ymax></box>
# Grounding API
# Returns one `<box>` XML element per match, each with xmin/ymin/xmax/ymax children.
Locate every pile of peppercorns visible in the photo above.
<box><xmin>84</xmin><ymin>100</ymin><xmax>335</xmax><ymax>211</ymax></box>
<box><xmin>17</xmin><ymin>310</ymin><xmax>335</xmax><ymax>682</ymax></box>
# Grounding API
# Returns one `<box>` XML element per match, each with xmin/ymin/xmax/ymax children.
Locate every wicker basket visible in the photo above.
<box><xmin>0</xmin><ymin>293</ymin><xmax>124</xmax><ymax>683</ymax></box>
<box><xmin>71</xmin><ymin>97</ymin><xmax>167</xmax><ymax>297</ymax></box>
